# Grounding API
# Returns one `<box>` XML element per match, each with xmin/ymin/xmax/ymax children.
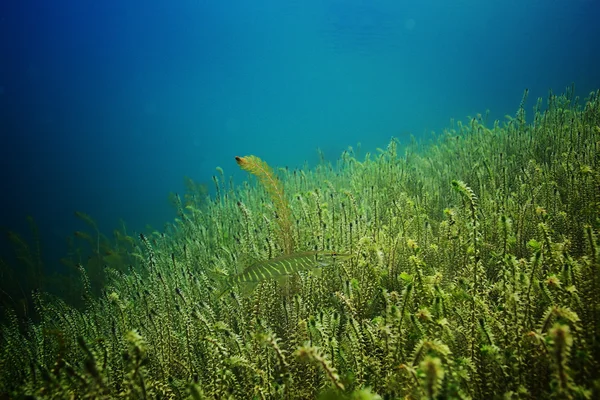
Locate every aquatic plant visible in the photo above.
<box><xmin>236</xmin><ymin>155</ymin><xmax>295</xmax><ymax>255</ymax></box>
<box><xmin>1</xmin><ymin>87</ymin><xmax>600</xmax><ymax>399</ymax></box>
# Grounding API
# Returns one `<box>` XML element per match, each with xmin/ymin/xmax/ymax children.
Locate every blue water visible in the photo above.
<box><xmin>1</xmin><ymin>0</ymin><xmax>599</xmax><ymax>270</ymax></box>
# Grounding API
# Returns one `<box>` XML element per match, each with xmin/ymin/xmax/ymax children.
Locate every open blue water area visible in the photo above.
<box><xmin>1</xmin><ymin>0</ymin><xmax>599</xmax><ymax>272</ymax></box>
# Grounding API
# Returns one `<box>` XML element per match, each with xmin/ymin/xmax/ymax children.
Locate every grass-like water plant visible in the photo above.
<box><xmin>1</xmin><ymin>88</ymin><xmax>600</xmax><ymax>399</ymax></box>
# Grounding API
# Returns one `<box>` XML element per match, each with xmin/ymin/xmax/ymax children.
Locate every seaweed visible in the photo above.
<box><xmin>236</xmin><ymin>155</ymin><xmax>295</xmax><ymax>254</ymax></box>
<box><xmin>1</xmin><ymin>88</ymin><xmax>600</xmax><ymax>399</ymax></box>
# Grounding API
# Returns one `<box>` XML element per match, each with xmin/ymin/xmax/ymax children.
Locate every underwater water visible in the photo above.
<box><xmin>1</xmin><ymin>0</ymin><xmax>600</xmax><ymax>398</ymax></box>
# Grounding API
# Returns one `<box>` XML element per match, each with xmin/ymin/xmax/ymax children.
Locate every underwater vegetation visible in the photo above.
<box><xmin>1</xmin><ymin>87</ymin><xmax>600</xmax><ymax>399</ymax></box>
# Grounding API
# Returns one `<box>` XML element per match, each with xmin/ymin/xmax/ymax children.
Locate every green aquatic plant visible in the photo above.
<box><xmin>236</xmin><ymin>155</ymin><xmax>295</xmax><ymax>254</ymax></box>
<box><xmin>1</xmin><ymin>88</ymin><xmax>600</xmax><ymax>399</ymax></box>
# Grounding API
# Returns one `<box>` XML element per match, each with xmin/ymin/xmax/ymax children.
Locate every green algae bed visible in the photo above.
<box><xmin>2</xmin><ymin>89</ymin><xmax>600</xmax><ymax>399</ymax></box>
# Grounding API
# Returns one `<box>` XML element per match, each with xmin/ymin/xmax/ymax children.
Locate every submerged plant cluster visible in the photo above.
<box><xmin>1</xmin><ymin>88</ymin><xmax>600</xmax><ymax>399</ymax></box>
